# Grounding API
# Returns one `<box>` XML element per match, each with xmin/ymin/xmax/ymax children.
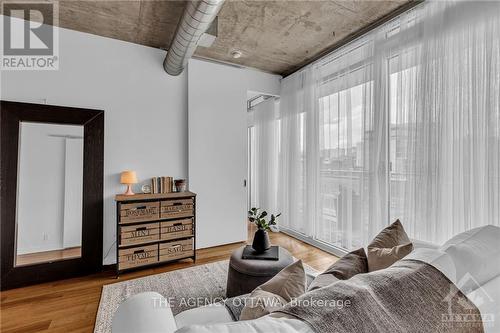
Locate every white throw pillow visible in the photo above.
<box><xmin>439</xmin><ymin>225</ymin><xmax>500</xmax><ymax>293</ymax></box>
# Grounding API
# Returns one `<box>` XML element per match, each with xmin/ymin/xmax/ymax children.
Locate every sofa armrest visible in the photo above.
<box><xmin>112</xmin><ymin>292</ymin><xmax>177</xmax><ymax>333</ymax></box>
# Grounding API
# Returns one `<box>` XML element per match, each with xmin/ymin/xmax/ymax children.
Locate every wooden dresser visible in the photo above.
<box><xmin>115</xmin><ymin>192</ymin><xmax>196</xmax><ymax>275</ymax></box>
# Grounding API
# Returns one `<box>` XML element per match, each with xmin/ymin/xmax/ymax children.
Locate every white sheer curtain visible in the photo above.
<box><xmin>389</xmin><ymin>1</ymin><xmax>500</xmax><ymax>244</ymax></box>
<box><xmin>315</xmin><ymin>35</ymin><xmax>388</xmax><ymax>249</ymax></box>
<box><xmin>277</xmin><ymin>0</ymin><xmax>500</xmax><ymax>250</ymax></box>
<box><xmin>279</xmin><ymin>33</ymin><xmax>389</xmax><ymax>250</ymax></box>
<box><xmin>278</xmin><ymin>69</ymin><xmax>319</xmax><ymax>236</ymax></box>
<box><xmin>248</xmin><ymin>98</ymin><xmax>279</xmax><ymax>214</ymax></box>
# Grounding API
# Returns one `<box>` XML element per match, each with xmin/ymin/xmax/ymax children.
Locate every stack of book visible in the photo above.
<box><xmin>151</xmin><ymin>176</ymin><xmax>174</xmax><ymax>194</ymax></box>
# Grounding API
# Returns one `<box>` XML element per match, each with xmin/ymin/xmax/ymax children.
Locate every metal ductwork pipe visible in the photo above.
<box><xmin>163</xmin><ymin>0</ymin><xmax>225</xmax><ymax>76</ymax></box>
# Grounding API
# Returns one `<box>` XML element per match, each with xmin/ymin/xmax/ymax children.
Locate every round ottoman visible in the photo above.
<box><xmin>226</xmin><ymin>246</ymin><xmax>294</xmax><ymax>298</ymax></box>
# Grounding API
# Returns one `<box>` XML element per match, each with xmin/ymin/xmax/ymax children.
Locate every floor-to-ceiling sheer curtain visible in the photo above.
<box><xmin>315</xmin><ymin>35</ymin><xmax>388</xmax><ymax>249</ymax></box>
<box><xmin>279</xmin><ymin>33</ymin><xmax>390</xmax><ymax>250</ymax></box>
<box><xmin>389</xmin><ymin>1</ymin><xmax>500</xmax><ymax>244</ymax></box>
<box><xmin>278</xmin><ymin>69</ymin><xmax>319</xmax><ymax>236</ymax></box>
<box><xmin>248</xmin><ymin>98</ymin><xmax>279</xmax><ymax>214</ymax></box>
<box><xmin>275</xmin><ymin>0</ymin><xmax>500</xmax><ymax>251</ymax></box>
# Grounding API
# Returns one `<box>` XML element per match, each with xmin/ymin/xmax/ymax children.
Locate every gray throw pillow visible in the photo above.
<box><xmin>239</xmin><ymin>260</ymin><xmax>306</xmax><ymax>320</ymax></box>
<box><xmin>308</xmin><ymin>248</ymin><xmax>368</xmax><ymax>291</ymax></box>
<box><xmin>367</xmin><ymin>219</ymin><xmax>413</xmax><ymax>272</ymax></box>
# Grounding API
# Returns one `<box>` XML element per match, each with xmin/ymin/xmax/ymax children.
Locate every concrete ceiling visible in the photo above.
<box><xmin>4</xmin><ymin>0</ymin><xmax>410</xmax><ymax>75</ymax></box>
<box><xmin>198</xmin><ymin>0</ymin><xmax>409</xmax><ymax>75</ymax></box>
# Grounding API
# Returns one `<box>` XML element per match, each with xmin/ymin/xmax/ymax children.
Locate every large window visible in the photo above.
<box><xmin>316</xmin><ymin>83</ymin><xmax>368</xmax><ymax>249</ymax></box>
<box><xmin>388</xmin><ymin>63</ymin><xmax>417</xmax><ymax>236</ymax></box>
<box><xmin>274</xmin><ymin>1</ymin><xmax>500</xmax><ymax>253</ymax></box>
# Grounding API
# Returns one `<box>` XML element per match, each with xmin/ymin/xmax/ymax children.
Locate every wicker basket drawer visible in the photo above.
<box><xmin>120</xmin><ymin>201</ymin><xmax>159</xmax><ymax>224</ymax></box>
<box><xmin>120</xmin><ymin>222</ymin><xmax>160</xmax><ymax>246</ymax></box>
<box><xmin>159</xmin><ymin>238</ymin><xmax>194</xmax><ymax>262</ymax></box>
<box><xmin>160</xmin><ymin>199</ymin><xmax>194</xmax><ymax>219</ymax></box>
<box><xmin>160</xmin><ymin>219</ymin><xmax>193</xmax><ymax>241</ymax></box>
<box><xmin>119</xmin><ymin>244</ymin><xmax>158</xmax><ymax>270</ymax></box>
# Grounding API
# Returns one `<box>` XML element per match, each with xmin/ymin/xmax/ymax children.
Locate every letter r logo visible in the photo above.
<box><xmin>3</xmin><ymin>3</ymin><xmax>54</xmax><ymax>56</ymax></box>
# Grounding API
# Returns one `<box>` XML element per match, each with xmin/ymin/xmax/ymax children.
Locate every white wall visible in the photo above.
<box><xmin>2</xmin><ymin>15</ymin><xmax>281</xmax><ymax>264</ymax></box>
<box><xmin>17</xmin><ymin>122</ymin><xmax>83</xmax><ymax>254</ymax></box>
<box><xmin>1</xmin><ymin>16</ymin><xmax>187</xmax><ymax>264</ymax></box>
<box><xmin>188</xmin><ymin>60</ymin><xmax>281</xmax><ymax>248</ymax></box>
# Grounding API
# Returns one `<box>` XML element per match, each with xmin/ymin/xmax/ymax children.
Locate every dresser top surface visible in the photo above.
<box><xmin>115</xmin><ymin>191</ymin><xmax>196</xmax><ymax>202</ymax></box>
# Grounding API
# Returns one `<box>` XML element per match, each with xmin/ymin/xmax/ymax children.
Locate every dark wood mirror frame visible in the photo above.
<box><xmin>1</xmin><ymin>100</ymin><xmax>104</xmax><ymax>290</ymax></box>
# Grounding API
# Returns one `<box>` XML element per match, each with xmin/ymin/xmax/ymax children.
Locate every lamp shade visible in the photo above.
<box><xmin>120</xmin><ymin>170</ymin><xmax>138</xmax><ymax>184</ymax></box>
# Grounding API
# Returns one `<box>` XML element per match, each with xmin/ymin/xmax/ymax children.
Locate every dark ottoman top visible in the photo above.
<box><xmin>226</xmin><ymin>245</ymin><xmax>295</xmax><ymax>298</ymax></box>
<box><xmin>229</xmin><ymin>246</ymin><xmax>294</xmax><ymax>276</ymax></box>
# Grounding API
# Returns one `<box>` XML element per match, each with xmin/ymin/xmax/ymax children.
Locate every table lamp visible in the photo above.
<box><xmin>120</xmin><ymin>170</ymin><xmax>138</xmax><ymax>195</ymax></box>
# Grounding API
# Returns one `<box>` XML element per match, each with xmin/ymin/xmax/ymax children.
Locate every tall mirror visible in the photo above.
<box><xmin>15</xmin><ymin>122</ymin><xmax>84</xmax><ymax>266</ymax></box>
<box><xmin>1</xmin><ymin>100</ymin><xmax>103</xmax><ymax>290</ymax></box>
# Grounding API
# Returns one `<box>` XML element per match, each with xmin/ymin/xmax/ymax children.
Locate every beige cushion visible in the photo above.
<box><xmin>239</xmin><ymin>260</ymin><xmax>306</xmax><ymax>320</ymax></box>
<box><xmin>308</xmin><ymin>248</ymin><xmax>368</xmax><ymax>291</ymax></box>
<box><xmin>367</xmin><ymin>220</ymin><xmax>413</xmax><ymax>272</ymax></box>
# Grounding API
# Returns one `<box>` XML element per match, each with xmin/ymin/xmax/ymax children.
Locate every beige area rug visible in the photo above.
<box><xmin>94</xmin><ymin>261</ymin><xmax>229</xmax><ymax>333</ymax></box>
<box><xmin>94</xmin><ymin>259</ymin><xmax>317</xmax><ymax>333</ymax></box>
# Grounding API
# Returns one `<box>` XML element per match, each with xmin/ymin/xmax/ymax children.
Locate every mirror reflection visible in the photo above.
<box><xmin>15</xmin><ymin>122</ymin><xmax>84</xmax><ymax>266</ymax></box>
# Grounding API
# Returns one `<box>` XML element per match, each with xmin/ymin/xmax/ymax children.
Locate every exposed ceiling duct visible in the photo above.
<box><xmin>163</xmin><ymin>0</ymin><xmax>225</xmax><ymax>76</ymax></box>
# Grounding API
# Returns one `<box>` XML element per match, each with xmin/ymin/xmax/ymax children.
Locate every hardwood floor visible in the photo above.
<box><xmin>0</xmin><ymin>224</ymin><xmax>337</xmax><ymax>333</ymax></box>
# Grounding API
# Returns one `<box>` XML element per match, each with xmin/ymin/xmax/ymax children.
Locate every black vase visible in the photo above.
<box><xmin>252</xmin><ymin>229</ymin><xmax>271</xmax><ymax>253</ymax></box>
